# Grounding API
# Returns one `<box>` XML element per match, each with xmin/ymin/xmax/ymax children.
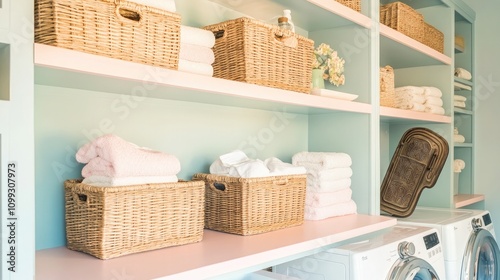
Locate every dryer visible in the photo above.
<box><xmin>398</xmin><ymin>207</ymin><xmax>500</xmax><ymax>280</ymax></box>
<box><xmin>273</xmin><ymin>225</ymin><xmax>446</xmax><ymax>280</ymax></box>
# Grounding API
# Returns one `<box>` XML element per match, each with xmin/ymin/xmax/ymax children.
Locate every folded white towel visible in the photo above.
<box><xmin>393</xmin><ymin>87</ymin><xmax>426</xmax><ymax>110</ymax></box>
<box><xmin>82</xmin><ymin>175</ymin><xmax>178</xmax><ymax>187</ymax></box>
<box><xmin>128</xmin><ymin>0</ymin><xmax>176</xmax><ymax>12</ymax></box>
<box><xmin>454</xmin><ymin>134</ymin><xmax>465</xmax><ymax>143</ymax></box>
<box><xmin>425</xmin><ymin>96</ymin><xmax>443</xmax><ymax>107</ymax></box>
<box><xmin>305</xmin><ymin>165</ymin><xmax>353</xmax><ymax>181</ymax></box>
<box><xmin>411</xmin><ymin>103</ymin><xmax>426</xmax><ymax>112</ymax></box>
<box><xmin>229</xmin><ymin>159</ymin><xmax>270</xmax><ymax>178</ymax></box>
<box><xmin>305</xmin><ymin>188</ymin><xmax>352</xmax><ymax>208</ymax></box>
<box><xmin>76</xmin><ymin>134</ymin><xmax>181</xmax><ymax>177</ymax></box>
<box><xmin>454</xmin><ymin>100</ymin><xmax>466</xmax><ymax>108</ymax></box>
<box><xmin>264</xmin><ymin>157</ymin><xmax>307</xmax><ymax>176</ymax></box>
<box><xmin>178</xmin><ymin>59</ymin><xmax>214</xmax><ymax>76</ymax></box>
<box><xmin>307</xmin><ymin>178</ymin><xmax>352</xmax><ymax>193</ymax></box>
<box><xmin>304</xmin><ymin>199</ymin><xmax>357</xmax><ymax>220</ymax></box>
<box><xmin>292</xmin><ymin>152</ymin><xmax>352</xmax><ymax>169</ymax></box>
<box><xmin>395</xmin><ymin>86</ymin><xmax>425</xmax><ymax>95</ymax></box>
<box><xmin>179</xmin><ymin>43</ymin><xmax>215</xmax><ymax>65</ymax></box>
<box><xmin>425</xmin><ymin>105</ymin><xmax>445</xmax><ymax>115</ymax></box>
<box><xmin>422</xmin><ymin>86</ymin><xmax>443</xmax><ymax>97</ymax></box>
<box><xmin>181</xmin><ymin>25</ymin><xmax>216</xmax><ymax>48</ymax></box>
<box><xmin>454</xmin><ymin>95</ymin><xmax>467</xmax><ymax>102</ymax></box>
<box><xmin>455</xmin><ymin>68</ymin><xmax>472</xmax><ymax>80</ymax></box>
<box><xmin>454</xmin><ymin>159</ymin><xmax>466</xmax><ymax>173</ymax></box>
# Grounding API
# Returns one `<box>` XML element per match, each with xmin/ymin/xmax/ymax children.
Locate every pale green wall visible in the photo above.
<box><xmin>34</xmin><ymin>85</ymin><xmax>308</xmax><ymax>249</ymax></box>
<box><xmin>462</xmin><ymin>0</ymin><xmax>500</xmax><ymax>230</ymax></box>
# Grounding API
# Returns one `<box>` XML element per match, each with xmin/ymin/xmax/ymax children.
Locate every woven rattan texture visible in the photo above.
<box><xmin>35</xmin><ymin>0</ymin><xmax>180</xmax><ymax>69</ymax></box>
<box><xmin>380</xmin><ymin>2</ymin><xmax>424</xmax><ymax>42</ymax></box>
<box><xmin>421</xmin><ymin>22</ymin><xmax>444</xmax><ymax>53</ymax></box>
<box><xmin>203</xmin><ymin>17</ymin><xmax>314</xmax><ymax>94</ymax></box>
<box><xmin>380</xmin><ymin>65</ymin><xmax>395</xmax><ymax>108</ymax></box>
<box><xmin>65</xmin><ymin>179</ymin><xmax>204</xmax><ymax>259</ymax></box>
<box><xmin>336</xmin><ymin>0</ymin><xmax>361</xmax><ymax>12</ymax></box>
<box><xmin>193</xmin><ymin>173</ymin><xmax>306</xmax><ymax>235</ymax></box>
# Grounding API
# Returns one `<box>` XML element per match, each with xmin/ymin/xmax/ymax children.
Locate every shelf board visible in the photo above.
<box><xmin>454</xmin><ymin>194</ymin><xmax>484</xmax><ymax>208</ymax></box>
<box><xmin>380</xmin><ymin>106</ymin><xmax>452</xmax><ymax>124</ymax></box>
<box><xmin>454</xmin><ymin>77</ymin><xmax>473</xmax><ymax>86</ymax></box>
<box><xmin>34</xmin><ymin>43</ymin><xmax>371</xmax><ymax>115</ymax></box>
<box><xmin>36</xmin><ymin>214</ymin><xmax>396</xmax><ymax>280</ymax></box>
<box><xmin>454</xmin><ymin>143</ymin><xmax>473</xmax><ymax>148</ymax></box>
<box><xmin>380</xmin><ymin>24</ymin><xmax>452</xmax><ymax>68</ymax></box>
<box><xmin>454</xmin><ymin>107</ymin><xmax>472</xmax><ymax>115</ymax></box>
<box><xmin>455</xmin><ymin>44</ymin><xmax>465</xmax><ymax>53</ymax></box>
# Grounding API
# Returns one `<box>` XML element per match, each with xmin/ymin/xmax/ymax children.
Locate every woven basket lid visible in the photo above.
<box><xmin>381</xmin><ymin>127</ymin><xmax>449</xmax><ymax>218</ymax></box>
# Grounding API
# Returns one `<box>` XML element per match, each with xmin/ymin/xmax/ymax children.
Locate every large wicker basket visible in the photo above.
<box><xmin>421</xmin><ymin>22</ymin><xmax>444</xmax><ymax>53</ymax></box>
<box><xmin>380</xmin><ymin>65</ymin><xmax>395</xmax><ymax>107</ymax></box>
<box><xmin>193</xmin><ymin>173</ymin><xmax>307</xmax><ymax>235</ymax></box>
<box><xmin>380</xmin><ymin>2</ymin><xmax>424</xmax><ymax>42</ymax></box>
<box><xmin>203</xmin><ymin>17</ymin><xmax>314</xmax><ymax>94</ymax></box>
<box><xmin>336</xmin><ymin>0</ymin><xmax>361</xmax><ymax>12</ymax></box>
<box><xmin>35</xmin><ymin>0</ymin><xmax>181</xmax><ymax>70</ymax></box>
<box><xmin>65</xmin><ymin>179</ymin><xmax>204</xmax><ymax>259</ymax></box>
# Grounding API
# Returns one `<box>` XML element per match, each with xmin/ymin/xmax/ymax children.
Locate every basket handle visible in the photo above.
<box><xmin>273</xmin><ymin>29</ymin><xmax>298</xmax><ymax>48</ymax></box>
<box><xmin>210</xmin><ymin>182</ymin><xmax>228</xmax><ymax>192</ymax></box>
<box><xmin>273</xmin><ymin>178</ymin><xmax>289</xmax><ymax>186</ymax></box>
<box><xmin>115</xmin><ymin>1</ymin><xmax>143</xmax><ymax>26</ymax></box>
<box><xmin>72</xmin><ymin>193</ymin><xmax>90</xmax><ymax>206</ymax></box>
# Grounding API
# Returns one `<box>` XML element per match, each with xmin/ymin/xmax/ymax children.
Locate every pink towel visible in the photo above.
<box><xmin>305</xmin><ymin>188</ymin><xmax>352</xmax><ymax>208</ymax></box>
<box><xmin>76</xmin><ymin>134</ymin><xmax>181</xmax><ymax>177</ymax></box>
<box><xmin>82</xmin><ymin>175</ymin><xmax>178</xmax><ymax>187</ymax></box>
<box><xmin>307</xmin><ymin>178</ymin><xmax>352</xmax><ymax>193</ymax></box>
<box><xmin>304</xmin><ymin>199</ymin><xmax>357</xmax><ymax>220</ymax></box>
<box><xmin>292</xmin><ymin>152</ymin><xmax>352</xmax><ymax>169</ymax></box>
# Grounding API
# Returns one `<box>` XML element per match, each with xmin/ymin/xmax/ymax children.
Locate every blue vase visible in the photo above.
<box><xmin>311</xmin><ymin>69</ymin><xmax>325</xmax><ymax>89</ymax></box>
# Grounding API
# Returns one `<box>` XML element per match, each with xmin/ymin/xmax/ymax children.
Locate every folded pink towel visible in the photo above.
<box><xmin>179</xmin><ymin>43</ymin><xmax>215</xmax><ymax>64</ymax></box>
<box><xmin>305</xmin><ymin>188</ymin><xmax>352</xmax><ymax>208</ymax></box>
<box><xmin>304</xmin><ymin>199</ymin><xmax>357</xmax><ymax>220</ymax></box>
<box><xmin>82</xmin><ymin>175</ymin><xmax>178</xmax><ymax>187</ymax></box>
<box><xmin>292</xmin><ymin>152</ymin><xmax>352</xmax><ymax>169</ymax></box>
<box><xmin>76</xmin><ymin>134</ymin><xmax>181</xmax><ymax>177</ymax></box>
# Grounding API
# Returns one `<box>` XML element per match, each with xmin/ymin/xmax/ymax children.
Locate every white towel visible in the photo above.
<box><xmin>454</xmin><ymin>95</ymin><xmax>467</xmax><ymax>102</ymax></box>
<box><xmin>454</xmin><ymin>101</ymin><xmax>466</xmax><ymax>108</ymax></box>
<box><xmin>229</xmin><ymin>159</ymin><xmax>270</xmax><ymax>178</ymax></box>
<box><xmin>304</xmin><ymin>199</ymin><xmax>357</xmax><ymax>220</ymax></box>
<box><xmin>425</xmin><ymin>96</ymin><xmax>443</xmax><ymax>107</ymax></box>
<box><xmin>454</xmin><ymin>127</ymin><xmax>459</xmax><ymax>135</ymax></box>
<box><xmin>425</xmin><ymin>105</ymin><xmax>445</xmax><ymax>115</ymax></box>
<box><xmin>179</xmin><ymin>43</ymin><xmax>215</xmax><ymax>65</ymax></box>
<box><xmin>305</xmin><ymin>165</ymin><xmax>353</xmax><ymax>181</ymax></box>
<box><xmin>454</xmin><ymin>159</ymin><xmax>466</xmax><ymax>172</ymax></box>
<box><xmin>454</xmin><ymin>134</ymin><xmax>465</xmax><ymax>143</ymax></box>
<box><xmin>128</xmin><ymin>0</ymin><xmax>176</xmax><ymax>12</ymax></box>
<box><xmin>307</xmin><ymin>178</ymin><xmax>352</xmax><ymax>193</ymax></box>
<box><xmin>305</xmin><ymin>188</ymin><xmax>352</xmax><ymax>208</ymax></box>
<box><xmin>395</xmin><ymin>86</ymin><xmax>425</xmax><ymax>95</ymax></box>
<box><xmin>422</xmin><ymin>86</ymin><xmax>443</xmax><ymax>97</ymax></box>
<box><xmin>411</xmin><ymin>103</ymin><xmax>426</xmax><ymax>112</ymax></box>
<box><xmin>455</xmin><ymin>68</ymin><xmax>472</xmax><ymax>80</ymax></box>
<box><xmin>393</xmin><ymin>87</ymin><xmax>426</xmax><ymax>110</ymax></box>
<box><xmin>178</xmin><ymin>59</ymin><xmax>214</xmax><ymax>76</ymax></box>
<box><xmin>181</xmin><ymin>25</ymin><xmax>216</xmax><ymax>48</ymax></box>
<box><xmin>82</xmin><ymin>175</ymin><xmax>178</xmax><ymax>187</ymax></box>
<box><xmin>264</xmin><ymin>157</ymin><xmax>307</xmax><ymax>176</ymax></box>
<box><xmin>292</xmin><ymin>152</ymin><xmax>352</xmax><ymax>169</ymax></box>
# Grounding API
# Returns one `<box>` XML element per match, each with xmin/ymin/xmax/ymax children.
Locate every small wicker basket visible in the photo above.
<box><xmin>380</xmin><ymin>65</ymin><xmax>396</xmax><ymax>108</ymax></box>
<box><xmin>193</xmin><ymin>173</ymin><xmax>306</xmax><ymax>235</ymax></box>
<box><xmin>203</xmin><ymin>17</ymin><xmax>314</xmax><ymax>94</ymax></box>
<box><xmin>336</xmin><ymin>0</ymin><xmax>361</xmax><ymax>12</ymax></box>
<box><xmin>380</xmin><ymin>2</ymin><xmax>424</xmax><ymax>42</ymax></box>
<box><xmin>35</xmin><ymin>0</ymin><xmax>181</xmax><ymax>70</ymax></box>
<box><xmin>65</xmin><ymin>179</ymin><xmax>205</xmax><ymax>259</ymax></box>
<box><xmin>421</xmin><ymin>22</ymin><xmax>444</xmax><ymax>53</ymax></box>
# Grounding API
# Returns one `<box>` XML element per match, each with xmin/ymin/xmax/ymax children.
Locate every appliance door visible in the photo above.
<box><xmin>461</xmin><ymin>228</ymin><xmax>500</xmax><ymax>280</ymax></box>
<box><xmin>387</xmin><ymin>257</ymin><xmax>440</xmax><ymax>280</ymax></box>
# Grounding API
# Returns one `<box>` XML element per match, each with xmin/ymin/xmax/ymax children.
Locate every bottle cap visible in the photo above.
<box><xmin>278</xmin><ymin>16</ymin><xmax>289</xmax><ymax>23</ymax></box>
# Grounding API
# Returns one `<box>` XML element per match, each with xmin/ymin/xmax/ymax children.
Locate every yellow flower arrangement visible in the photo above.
<box><xmin>312</xmin><ymin>43</ymin><xmax>346</xmax><ymax>87</ymax></box>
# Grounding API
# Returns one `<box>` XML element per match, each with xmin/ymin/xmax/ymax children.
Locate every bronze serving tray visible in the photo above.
<box><xmin>381</xmin><ymin>127</ymin><xmax>449</xmax><ymax>217</ymax></box>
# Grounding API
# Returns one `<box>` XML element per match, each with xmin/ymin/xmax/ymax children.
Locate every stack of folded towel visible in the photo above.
<box><xmin>292</xmin><ymin>152</ymin><xmax>357</xmax><ymax>221</ymax></box>
<box><xmin>455</xmin><ymin>67</ymin><xmax>472</xmax><ymax>80</ymax></box>
<box><xmin>76</xmin><ymin>134</ymin><xmax>181</xmax><ymax>186</ymax></box>
<box><xmin>454</xmin><ymin>95</ymin><xmax>467</xmax><ymax>108</ymax></box>
<box><xmin>394</xmin><ymin>86</ymin><xmax>426</xmax><ymax>112</ymax></box>
<box><xmin>178</xmin><ymin>25</ymin><xmax>216</xmax><ymax>76</ymax></box>
<box><xmin>209</xmin><ymin>150</ymin><xmax>306</xmax><ymax>178</ymax></box>
<box><xmin>422</xmin><ymin>86</ymin><xmax>445</xmax><ymax>115</ymax></box>
<box><xmin>454</xmin><ymin>127</ymin><xmax>466</xmax><ymax>143</ymax></box>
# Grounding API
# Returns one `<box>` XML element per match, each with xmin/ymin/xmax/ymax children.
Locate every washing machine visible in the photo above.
<box><xmin>398</xmin><ymin>207</ymin><xmax>500</xmax><ymax>280</ymax></box>
<box><xmin>273</xmin><ymin>225</ymin><xmax>446</xmax><ymax>279</ymax></box>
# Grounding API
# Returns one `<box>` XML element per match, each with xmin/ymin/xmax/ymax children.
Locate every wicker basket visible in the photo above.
<box><xmin>203</xmin><ymin>17</ymin><xmax>314</xmax><ymax>94</ymax></box>
<box><xmin>380</xmin><ymin>65</ymin><xmax>395</xmax><ymax>107</ymax></box>
<box><xmin>455</xmin><ymin>35</ymin><xmax>465</xmax><ymax>51</ymax></box>
<box><xmin>35</xmin><ymin>0</ymin><xmax>181</xmax><ymax>70</ymax></box>
<box><xmin>336</xmin><ymin>0</ymin><xmax>361</xmax><ymax>12</ymax></box>
<box><xmin>65</xmin><ymin>179</ymin><xmax>204</xmax><ymax>259</ymax></box>
<box><xmin>421</xmin><ymin>22</ymin><xmax>444</xmax><ymax>53</ymax></box>
<box><xmin>193</xmin><ymin>173</ymin><xmax>307</xmax><ymax>235</ymax></box>
<box><xmin>380</xmin><ymin>2</ymin><xmax>424</xmax><ymax>42</ymax></box>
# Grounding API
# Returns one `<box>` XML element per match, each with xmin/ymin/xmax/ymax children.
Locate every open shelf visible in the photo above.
<box><xmin>454</xmin><ymin>194</ymin><xmax>484</xmax><ymax>208</ymax></box>
<box><xmin>380</xmin><ymin>106</ymin><xmax>452</xmax><ymax>124</ymax></box>
<box><xmin>36</xmin><ymin>214</ymin><xmax>396</xmax><ymax>280</ymax></box>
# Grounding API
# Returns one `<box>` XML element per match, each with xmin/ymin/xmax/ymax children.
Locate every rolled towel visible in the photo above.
<box><xmin>395</xmin><ymin>86</ymin><xmax>425</xmax><ymax>95</ymax></box>
<box><xmin>304</xmin><ymin>199</ymin><xmax>357</xmax><ymax>220</ymax></box>
<box><xmin>178</xmin><ymin>59</ymin><xmax>214</xmax><ymax>76</ymax></box>
<box><xmin>454</xmin><ymin>134</ymin><xmax>465</xmax><ymax>143</ymax></box>
<box><xmin>425</xmin><ymin>96</ymin><xmax>443</xmax><ymax>107</ymax></box>
<box><xmin>179</xmin><ymin>43</ymin><xmax>215</xmax><ymax>64</ymax></box>
<box><xmin>292</xmin><ymin>152</ymin><xmax>352</xmax><ymax>169</ymax></box>
<box><xmin>411</xmin><ymin>103</ymin><xmax>426</xmax><ymax>112</ymax></box>
<box><xmin>454</xmin><ymin>159</ymin><xmax>466</xmax><ymax>172</ymax></box>
<box><xmin>264</xmin><ymin>157</ymin><xmax>307</xmax><ymax>176</ymax></box>
<box><xmin>422</xmin><ymin>86</ymin><xmax>443</xmax><ymax>97</ymax></box>
<box><xmin>305</xmin><ymin>188</ymin><xmax>352</xmax><ymax>208</ymax></box>
<box><xmin>454</xmin><ymin>100</ymin><xmax>466</xmax><ymax>108</ymax></box>
<box><xmin>76</xmin><ymin>134</ymin><xmax>181</xmax><ymax>177</ymax></box>
<box><xmin>454</xmin><ymin>127</ymin><xmax>459</xmax><ymax>135</ymax></box>
<box><xmin>181</xmin><ymin>25</ymin><xmax>216</xmax><ymax>48</ymax></box>
<box><xmin>128</xmin><ymin>0</ymin><xmax>176</xmax><ymax>12</ymax></box>
<box><xmin>425</xmin><ymin>105</ymin><xmax>445</xmax><ymax>115</ymax></box>
<box><xmin>307</xmin><ymin>178</ymin><xmax>352</xmax><ymax>193</ymax></box>
<box><xmin>454</xmin><ymin>95</ymin><xmax>467</xmax><ymax>102</ymax></box>
<box><xmin>455</xmin><ymin>68</ymin><xmax>472</xmax><ymax>80</ymax></box>
<box><xmin>82</xmin><ymin>175</ymin><xmax>178</xmax><ymax>187</ymax></box>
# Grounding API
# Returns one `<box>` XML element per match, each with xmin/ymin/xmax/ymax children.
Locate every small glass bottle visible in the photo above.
<box><xmin>282</xmin><ymin>9</ymin><xmax>295</xmax><ymax>32</ymax></box>
<box><xmin>278</xmin><ymin>17</ymin><xmax>292</xmax><ymax>31</ymax></box>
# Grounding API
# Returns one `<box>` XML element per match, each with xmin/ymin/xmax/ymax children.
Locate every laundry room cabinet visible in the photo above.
<box><xmin>0</xmin><ymin>0</ymin><xmax>480</xmax><ymax>279</ymax></box>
